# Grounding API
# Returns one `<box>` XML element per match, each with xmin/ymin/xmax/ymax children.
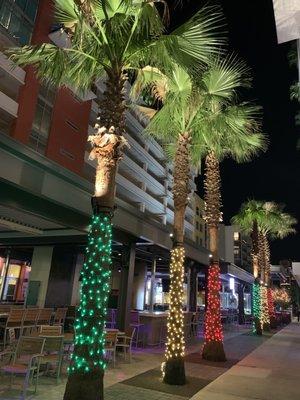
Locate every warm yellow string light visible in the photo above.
<box><xmin>260</xmin><ymin>285</ymin><xmax>270</xmax><ymax>329</ymax></box>
<box><xmin>163</xmin><ymin>247</ymin><xmax>185</xmax><ymax>371</ymax></box>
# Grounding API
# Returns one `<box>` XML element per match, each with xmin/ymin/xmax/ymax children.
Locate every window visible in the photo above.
<box><xmin>0</xmin><ymin>0</ymin><xmax>38</xmax><ymax>45</ymax></box>
<box><xmin>29</xmin><ymin>98</ymin><xmax>52</xmax><ymax>154</ymax></box>
<box><xmin>196</xmin><ymin>207</ymin><xmax>199</xmax><ymax>216</ymax></box>
<box><xmin>196</xmin><ymin>221</ymin><xmax>199</xmax><ymax>230</ymax></box>
<box><xmin>234</xmin><ymin>232</ymin><xmax>240</xmax><ymax>241</ymax></box>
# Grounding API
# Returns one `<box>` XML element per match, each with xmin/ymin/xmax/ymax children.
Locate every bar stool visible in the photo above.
<box><xmin>130</xmin><ymin>311</ymin><xmax>144</xmax><ymax>348</ymax></box>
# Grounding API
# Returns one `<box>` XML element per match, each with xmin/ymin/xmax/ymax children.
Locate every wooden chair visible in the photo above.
<box><xmin>116</xmin><ymin>327</ymin><xmax>135</xmax><ymax>362</ymax></box>
<box><xmin>39</xmin><ymin>325</ymin><xmax>62</xmax><ymax>336</ymax></box>
<box><xmin>39</xmin><ymin>335</ymin><xmax>64</xmax><ymax>384</ymax></box>
<box><xmin>106</xmin><ymin>309</ymin><xmax>116</xmax><ymax>329</ymax></box>
<box><xmin>104</xmin><ymin>332</ymin><xmax>118</xmax><ymax>367</ymax></box>
<box><xmin>36</xmin><ymin>308</ymin><xmax>53</xmax><ymax>329</ymax></box>
<box><xmin>0</xmin><ymin>309</ymin><xmax>25</xmax><ymax>348</ymax></box>
<box><xmin>0</xmin><ymin>305</ymin><xmax>11</xmax><ymax>314</ymax></box>
<box><xmin>0</xmin><ymin>336</ymin><xmax>45</xmax><ymax>399</ymax></box>
<box><xmin>53</xmin><ymin>308</ymin><xmax>68</xmax><ymax>330</ymax></box>
<box><xmin>130</xmin><ymin>311</ymin><xmax>144</xmax><ymax>347</ymax></box>
<box><xmin>22</xmin><ymin>308</ymin><xmax>39</xmax><ymax>335</ymax></box>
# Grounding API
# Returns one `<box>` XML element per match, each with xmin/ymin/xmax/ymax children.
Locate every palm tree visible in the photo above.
<box><xmin>195</xmin><ymin>62</ymin><xmax>267</xmax><ymax>360</ymax></box>
<box><xmin>133</xmin><ymin>56</ymin><xmax>266</xmax><ymax>368</ymax></box>
<box><xmin>259</xmin><ymin>203</ymin><xmax>296</xmax><ymax>327</ymax></box>
<box><xmin>7</xmin><ymin>1</ymin><xmax>224</xmax><ymax>398</ymax></box>
<box><xmin>232</xmin><ymin>200</ymin><xmax>268</xmax><ymax>335</ymax></box>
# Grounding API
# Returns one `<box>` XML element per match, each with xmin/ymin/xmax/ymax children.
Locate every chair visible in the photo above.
<box><xmin>36</xmin><ymin>309</ymin><xmax>53</xmax><ymax>330</ymax></box>
<box><xmin>191</xmin><ymin>312</ymin><xmax>204</xmax><ymax>336</ymax></box>
<box><xmin>106</xmin><ymin>309</ymin><xmax>116</xmax><ymax>329</ymax></box>
<box><xmin>39</xmin><ymin>336</ymin><xmax>64</xmax><ymax>384</ymax></box>
<box><xmin>0</xmin><ymin>305</ymin><xmax>11</xmax><ymax>314</ymax></box>
<box><xmin>116</xmin><ymin>327</ymin><xmax>135</xmax><ymax>362</ymax></box>
<box><xmin>22</xmin><ymin>308</ymin><xmax>39</xmax><ymax>335</ymax></box>
<box><xmin>130</xmin><ymin>311</ymin><xmax>144</xmax><ymax>347</ymax></box>
<box><xmin>53</xmin><ymin>308</ymin><xmax>68</xmax><ymax>330</ymax></box>
<box><xmin>104</xmin><ymin>332</ymin><xmax>118</xmax><ymax>367</ymax></box>
<box><xmin>0</xmin><ymin>336</ymin><xmax>45</xmax><ymax>399</ymax></box>
<box><xmin>40</xmin><ymin>325</ymin><xmax>62</xmax><ymax>336</ymax></box>
<box><xmin>0</xmin><ymin>309</ymin><xmax>25</xmax><ymax>348</ymax></box>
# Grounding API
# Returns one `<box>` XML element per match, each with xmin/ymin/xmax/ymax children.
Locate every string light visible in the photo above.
<box><xmin>69</xmin><ymin>213</ymin><xmax>112</xmax><ymax>374</ymax></box>
<box><xmin>252</xmin><ymin>282</ymin><xmax>261</xmax><ymax>334</ymax></box>
<box><xmin>267</xmin><ymin>288</ymin><xmax>275</xmax><ymax>319</ymax></box>
<box><xmin>202</xmin><ymin>262</ymin><xmax>225</xmax><ymax>361</ymax></box>
<box><xmin>163</xmin><ymin>246</ymin><xmax>185</xmax><ymax>383</ymax></box>
<box><xmin>260</xmin><ymin>285</ymin><xmax>270</xmax><ymax>330</ymax></box>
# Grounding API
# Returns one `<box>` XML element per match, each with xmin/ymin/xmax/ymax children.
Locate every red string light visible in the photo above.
<box><xmin>204</xmin><ymin>262</ymin><xmax>224</xmax><ymax>344</ymax></box>
<box><xmin>267</xmin><ymin>287</ymin><xmax>275</xmax><ymax>318</ymax></box>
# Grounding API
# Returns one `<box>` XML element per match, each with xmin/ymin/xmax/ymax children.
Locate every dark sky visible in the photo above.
<box><xmin>170</xmin><ymin>0</ymin><xmax>300</xmax><ymax>263</ymax></box>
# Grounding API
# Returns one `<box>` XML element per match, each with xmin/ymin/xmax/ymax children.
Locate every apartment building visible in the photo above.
<box><xmin>192</xmin><ymin>193</ymin><xmax>208</xmax><ymax>249</ymax></box>
<box><xmin>0</xmin><ymin>1</ymin><xmax>209</xmax><ymax>309</ymax></box>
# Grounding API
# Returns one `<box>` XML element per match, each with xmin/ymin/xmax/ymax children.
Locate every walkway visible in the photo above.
<box><xmin>1</xmin><ymin>324</ymin><xmax>299</xmax><ymax>399</ymax></box>
<box><xmin>191</xmin><ymin>323</ymin><xmax>300</xmax><ymax>400</ymax></box>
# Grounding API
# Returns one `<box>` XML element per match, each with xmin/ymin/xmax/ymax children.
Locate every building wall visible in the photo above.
<box><xmin>0</xmin><ymin>0</ymin><xmax>198</xmax><ymax>244</ymax></box>
<box><xmin>219</xmin><ymin>224</ymin><xmax>252</xmax><ymax>273</ymax></box>
<box><xmin>193</xmin><ymin>193</ymin><xmax>207</xmax><ymax>248</ymax></box>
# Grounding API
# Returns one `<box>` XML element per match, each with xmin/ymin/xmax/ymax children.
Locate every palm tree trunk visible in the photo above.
<box><xmin>64</xmin><ymin>70</ymin><xmax>127</xmax><ymax>400</ymax></box>
<box><xmin>251</xmin><ymin>221</ymin><xmax>262</xmax><ymax>335</ymax></box>
<box><xmin>262</xmin><ymin>234</ymin><xmax>275</xmax><ymax>326</ymax></box>
<box><xmin>164</xmin><ymin>133</ymin><xmax>190</xmax><ymax>385</ymax></box>
<box><xmin>202</xmin><ymin>151</ymin><xmax>226</xmax><ymax>361</ymax></box>
<box><xmin>258</xmin><ymin>232</ymin><xmax>270</xmax><ymax>331</ymax></box>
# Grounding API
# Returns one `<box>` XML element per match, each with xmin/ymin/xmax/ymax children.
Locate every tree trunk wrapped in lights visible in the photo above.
<box><xmin>202</xmin><ymin>151</ymin><xmax>226</xmax><ymax>361</ymax></box>
<box><xmin>163</xmin><ymin>133</ymin><xmax>190</xmax><ymax>385</ymax></box>
<box><xmin>64</xmin><ymin>72</ymin><xmax>127</xmax><ymax>400</ymax></box>
<box><xmin>258</xmin><ymin>231</ymin><xmax>270</xmax><ymax>331</ymax></box>
<box><xmin>251</xmin><ymin>220</ymin><xmax>262</xmax><ymax>335</ymax></box>
<box><xmin>262</xmin><ymin>233</ymin><xmax>276</xmax><ymax>325</ymax></box>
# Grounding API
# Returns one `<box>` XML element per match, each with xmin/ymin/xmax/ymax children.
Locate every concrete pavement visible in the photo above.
<box><xmin>191</xmin><ymin>323</ymin><xmax>300</xmax><ymax>400</ymax></box>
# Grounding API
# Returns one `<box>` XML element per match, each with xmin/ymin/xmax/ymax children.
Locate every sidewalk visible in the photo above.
<box><xmin>191</xmin><ymin>323</ymin><xmax>300</xmax><ymax>400</ymax></box>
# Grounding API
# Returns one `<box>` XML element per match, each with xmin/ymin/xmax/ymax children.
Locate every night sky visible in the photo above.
<box><xmin>169</xmin><ymin>0</ymin><xmax>300</xmax><ymax>264</ymax></box>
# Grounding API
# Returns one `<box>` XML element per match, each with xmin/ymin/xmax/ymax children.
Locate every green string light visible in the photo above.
<box><xmin>252</xmin><ymin>282</ymin><xmax>261</xmax><ymax>333</ymax></box>
<box><xmin>69</xmin><ymin>212</ymin><xmax>112</xmax><ymax>374</ymax></box>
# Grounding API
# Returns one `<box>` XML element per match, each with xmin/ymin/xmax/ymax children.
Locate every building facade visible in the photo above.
<box><xmin>192</xmin><ymin>193</ymin><xmax>208</xmax><ymax>249</ymax></box>
<box><xmin>0</xmin><ymin>0</ymin><xmax>209</xmax><ymax>315</ymax></box>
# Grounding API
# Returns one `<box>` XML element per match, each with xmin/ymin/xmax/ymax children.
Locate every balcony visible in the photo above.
<box><xmin>0</xmin><ymin>90</ymin><xmax>18</xmax><ymax>117</ymax></box>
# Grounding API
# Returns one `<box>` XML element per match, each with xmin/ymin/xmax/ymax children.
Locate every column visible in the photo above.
<box><xmin>149</xmin><ymin>257</ymin><xmax>157</xmax><ymax>313</ymax></box>
<box><xmin>189</xmin><ymin>264</ymin><xmax>198</xmax><ymax>312</ymax></box>
<box><xmin>70</xmin><ymin>253</ymin><xmax>84</xmax><ymax>306</ymax></box>
<box><xmin>27</xmin><ymin>246</ymin><xmax>53</xmax><ymax>307</ymax></box>
<box><xmin>117</xmin><ymin>243</ymin><xmax>136</xmax><ymax>331</ymax></box>
<box><xmin>132</xmin><ymin>260</ymin><xmax>147</xmax><ymax>310</ymax></box>
<box><xmin>238</xmin><ymin>282</ymin><xmax>245</xmax><ymax>325</ymax></box>
<box><xmin>186</xmin><ymin>266</ymin><xmax>191</xmax><ymax>311</ymax></box>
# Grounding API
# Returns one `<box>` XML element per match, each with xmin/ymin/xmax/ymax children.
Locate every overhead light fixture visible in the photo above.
<box><xmin>0</xmin><ymin>216</ymin><xmax>43</xmax><ymax>235</ymax></box>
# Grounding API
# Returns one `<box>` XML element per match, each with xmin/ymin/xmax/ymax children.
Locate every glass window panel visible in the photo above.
<box><xmin>8</xmin><ymin>11</ymin><xmax>21</xmax><ymax>40</ymax></box>
<box><xmin>0</xmin><ymin>2</ymin><xmax>11</xmax><ymax>29</ymax></box>
<box><xmin>33</xmin><ymin>103</ymin><xmax>43</xmax><ymax>130</ymax></box>
<box><xmin>40</xmin><ymin>107</ymin><xmax>51</xmax><ymax>136</ymax></box>
<box><xmin>15</xmin><ymin>0</ymin><xmax>26</xmax><ymax>11</ymax></box>
<box><xmin>25</xmin><ymin>0</ymin><xmax>38</xmax><ymax>22</ymax></box>
<box><xmin>18</xmin><ymin>17</ymin><xmax>31</xmax><ymax>45</ymax></box>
